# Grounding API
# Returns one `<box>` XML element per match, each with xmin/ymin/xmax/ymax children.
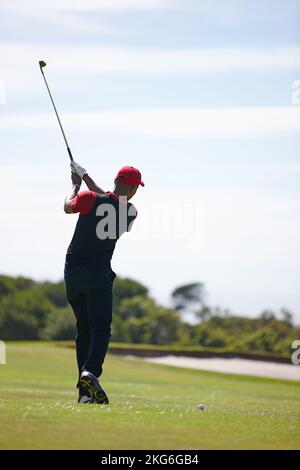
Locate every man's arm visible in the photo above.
<box><xmin>70</xmin><ymin>161</ymin><xmax>106</xmax><ymax>195</ymax></box>
<box><xmin>82</xmin><ymin>174</ymin><xmax>105</xmax><ymax>194</ymax></box>
<box><xmin>64</xmin><ymin>173</ymin><xmax>81</xmax><ymax>214</ymax></box>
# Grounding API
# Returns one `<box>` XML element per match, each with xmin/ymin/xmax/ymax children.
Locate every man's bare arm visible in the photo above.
<box><xmin>83</xmin><ymin>174</ymin><xmax>106</xmax><ymax>194</ymax></box>
<box><xmin>64</xmin><ymin>173</ymin><xmax>81</xmax><ymax>213</ymax></box>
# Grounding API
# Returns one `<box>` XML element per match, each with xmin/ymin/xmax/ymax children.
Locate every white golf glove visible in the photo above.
<box><xmin>70</xmin><ymin>161</ymin><xmax>87</xmax><ymax>178</ymax></box>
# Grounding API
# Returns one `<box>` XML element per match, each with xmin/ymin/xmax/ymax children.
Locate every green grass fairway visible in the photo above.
<box><xmin>0</xmin><ymin>343</ymin><xmax>299</xmax><ymax>450</ymax></box>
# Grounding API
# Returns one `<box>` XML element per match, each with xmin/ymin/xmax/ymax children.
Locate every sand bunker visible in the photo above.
<box><xmin>139</xmin><ymin>355</ymin><xmax>300</xmax><ymax>381</ymax></box>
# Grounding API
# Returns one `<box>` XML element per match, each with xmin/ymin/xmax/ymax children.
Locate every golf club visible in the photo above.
<box><xmin>39</xmin><ymin>60</ymin><xmax>73</xmax><ymax>161</ymax></box>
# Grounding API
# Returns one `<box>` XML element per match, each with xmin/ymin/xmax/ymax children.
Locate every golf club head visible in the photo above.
<box><xmin>39</xmin><ymin>60</ymin><xmax>47</xmax><ymax>70</ymax></box>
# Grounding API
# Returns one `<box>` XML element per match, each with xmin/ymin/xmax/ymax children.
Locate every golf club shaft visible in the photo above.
<box><xmin>40</xmin><ymin>67</ymin><xmax>73</xmax><ymax>161</ymax></box>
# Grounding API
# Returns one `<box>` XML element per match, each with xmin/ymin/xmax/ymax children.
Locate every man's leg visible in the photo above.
<box><xmin>68</xmin><ymin>294</ymin><xmax>91</xmax><ymax>387</ymax></box>
<box><xmin>83</xmin><ymin>278</ymin><xmax>113</xmax><ymax>378</ymax></box>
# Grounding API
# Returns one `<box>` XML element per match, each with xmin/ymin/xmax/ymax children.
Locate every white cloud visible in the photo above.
<box><xmin>1</xmin><ymin>107</ymin><xmax>300</xmax><ymax>140</ymax></box>
<box><xmin>28</xmin><ymin>11</ymin><xmax>116</xmax><ymax>34</ymax></box>
<box><xmin>1</xmin><ymin>43</ymin><xmax>300</xmax><ymax>97</ymax></box>
<box><xmin>0</xmin><ymin>0</ymin><xmax>175</xmax><ymax>36</ymax></box>
<box><xmin>2</xmin><ymin>43</ymin><xmax>300</xmax><ymax>76</ymax></box>
<box><xmin>0</xmin><ymin>0</ymin><xmax>175</xmax><ymax>13</ymax></box>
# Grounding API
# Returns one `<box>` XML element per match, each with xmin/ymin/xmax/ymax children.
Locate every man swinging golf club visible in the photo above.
<box><xmin>64</xmin><ymin>161</ymin><xmax>144</xmax><ymax>404</ymax></box>
<box><xmin>38</xmin><ymin>60</ymin><xmax>144</xmax><ymax>403</ymax></box>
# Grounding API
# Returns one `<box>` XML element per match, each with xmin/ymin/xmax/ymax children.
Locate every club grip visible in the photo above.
<box><xmin>67</xmin><ymin>147</ymin><xmax>74</xmax><ymax>161</ymax></box>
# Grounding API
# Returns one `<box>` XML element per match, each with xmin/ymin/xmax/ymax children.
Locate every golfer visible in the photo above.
<box><xmin>64</xmin><ymin>161</ymin><xmax>144</xmax><ymax>404</ymax></box>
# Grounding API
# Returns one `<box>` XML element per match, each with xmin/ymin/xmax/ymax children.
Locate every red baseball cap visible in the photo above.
<box><xmin>115</xmin><ymin>166</ymin><xmax>144</xmax><ymax>187</ymax></box>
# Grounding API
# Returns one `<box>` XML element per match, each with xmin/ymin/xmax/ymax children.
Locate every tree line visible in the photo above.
<box><xmin>0</xmin><ymin>275</ymin><xmax>298</xmax><ymax>356</ymax></box>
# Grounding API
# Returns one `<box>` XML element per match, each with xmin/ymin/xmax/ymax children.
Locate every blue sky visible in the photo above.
<box><xmin>1</xmin><ymin>0</ymin><xmax>300</xmax><ymax>321</ymax></box>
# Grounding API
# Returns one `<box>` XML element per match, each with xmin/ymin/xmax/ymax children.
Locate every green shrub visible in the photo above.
<box><xmin>41</xmin><ymin>307</ymin><xmax>76</xmax><ymax>340</ymax></box>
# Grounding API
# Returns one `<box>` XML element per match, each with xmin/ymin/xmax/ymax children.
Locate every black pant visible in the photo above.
<box><xmin>64</xmin><ymin>263</ymin><xmax>116</xmax><ymax>388</ymax></box>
